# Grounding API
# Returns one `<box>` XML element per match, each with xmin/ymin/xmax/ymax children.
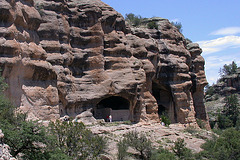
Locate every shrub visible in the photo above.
<box><xmin>223</xmin><ymin>94</ymin><xmax>240</xmax><ymax>126</ymax></box>
<box><xmin>205</xmin><ymin>85</ymin><xmax>214</xmax><ymax>96</ymax></box>
<box><xmin>200</xmin><ymin>128</ymin><xmax>240</xmax><ymax>160</ymax></box>
<box><xmin>0</xmin><ymin>73</ymin><xmax>107</xmax><ymax>159</ymax></box>
<box><xmin>161</xmin><ymin>114</ymin><xmax>171</xmax><ymax>126</ymax></box>
<box><xmin>48</xmin><ymin>120</ymin><xmax>107</xmax><ymax>160</ymax></box>
<box><xmin>184</xmin><ymin>126</ymin><xmax>198</xmax><ymax>135</ymax></box>
<box><xmin>151</xmin><ymin>146</ymin><xmax>176</xmax><ymax>160</ymax></box>
<box><xmin>147</xmin><ymin>21</ymin><xmax>158</xmax><ymax>29</ymax></box>
<box><xmin>171</xmin><ymin>138</ymin><xmax>193</xmax><ymax>160</ymax></box>
<box><xmin>0</xmin><ymin>120</ymin><xmax>49</xmax><ymax>159</ymax></box>
<box><xmin>217</xmin><ymin>114</ymin><xmax>233</xmax><ymax>129</ymax></box>
<box><xmin>125</xmin><ymin>13</ymin><xmax>143</xmax><ymax>27</ymax></box>
<box><xmin>219</xmin><ymin>61</ymin><xmax>238</xmax><ymax>77</ymax></box>
<box><xmin>117</xmin><ymin>131</ymin><xmax>152</xmax><ymax>160</ymax></box>
<box><xmin>0</xmin><ymin>74</ymin><xmax>50</xmax><ymax>159</ymax></box>
<box><xmin>171</xmin><ymin>21</ymin><xmax>182</xmax><ymax>33</ymax></box>
<box><xmin>117</xmin><ymin>139</ymin><xmax>128</xmax><ymax>160</ymax></box>
<box><xmin>196</xmin><ymin>118</ymin><xmax>206</xmax><ymax>129</ymax></box>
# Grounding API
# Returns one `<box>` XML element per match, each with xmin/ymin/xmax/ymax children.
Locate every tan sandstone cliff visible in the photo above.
<box><xmin>0</xmin><ymin>0</ymin><xmax>209</xmax><ymax>127</ymax></box>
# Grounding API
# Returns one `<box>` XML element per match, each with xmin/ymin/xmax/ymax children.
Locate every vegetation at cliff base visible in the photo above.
<box><xmin>0</xmin><ymin>74</ymin><xmax>106</xmax><ymax>159</ymax></box>
<box><xmin>1</xmin><ymin>68</ymin><xmax>240</xmax><ymax>160</ymax></box>
<box><xmin>200</xmin><ymin>128</ymin><xmax>240</xmax><ymax>160</ymax></box>
<box><xmin>48</xmin><ymin>120</ymin><xmax>106</xmax><ymax>160</ymax></box>
<box><xmin>117</xmin><ymin>131</ymin><xmax>195</xmax><ymax>160</ymax></box>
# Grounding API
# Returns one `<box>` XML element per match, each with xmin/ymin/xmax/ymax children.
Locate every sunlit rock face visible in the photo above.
<box><xmin>0</xmin><ymin>0</ymin><xmax>209</xmax><ymax>127</ymax></box>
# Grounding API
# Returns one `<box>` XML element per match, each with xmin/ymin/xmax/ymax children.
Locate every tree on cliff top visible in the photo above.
<box><xmin>125</xmin><ymin>13</ymin><xmax>143</xmax><ymax>27</ymax></box>
<box><xmin>171</xmin><ymin>21</ymin><xmax>183</xmax><ymax>33</ymax></box>
<box><xmin>219</xmin><ymin>61</ymin><xmax>238</xmax><ymax>77</ymax></box>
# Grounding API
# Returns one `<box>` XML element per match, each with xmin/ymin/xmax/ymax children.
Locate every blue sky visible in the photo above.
<box><xmin>101</xmin><ymin>0</ymin><xmax>240</xmax><ymax>85</ymax></box>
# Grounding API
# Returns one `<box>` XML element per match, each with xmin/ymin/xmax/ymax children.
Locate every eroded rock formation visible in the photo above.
<box><xmin>0</xmin><ymin>0</ymin><xmax>209</xmax><ymax>127</ymax></box>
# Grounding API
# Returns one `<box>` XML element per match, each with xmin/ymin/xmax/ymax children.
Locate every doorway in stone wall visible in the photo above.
<box><xmin>93</xmin><ymin>96</ymin><xmax>130</xmax><ymax>122</ymax></box>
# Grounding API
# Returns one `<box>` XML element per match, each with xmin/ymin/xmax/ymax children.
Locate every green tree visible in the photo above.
<box><xmin>219</xmin><ymin>61</ymin><xmax>238</xmax><ymax>77</ymax></box>
<box><xmin>171</xmin><ymin>138</ymin><xmax>193</xmax><ymax>160</ymax></box>
<box><xmin>200</xmin><ymin>128</ymin><xmax>240</xmax><ymax>160</ymax></box>
<box><xmin>223</xmin><ymin>94</ymin><xmax>240</xmax><ymax>126</ymax></box>
<box><xmin>171</xmin><ymin>21</ymin><xmax>183</xmax><ymax>33</ymax></box>
<box><xmin>117</xmin><ymin>139</ymin><xmax>128</xmax><ymax>160</ymax></box>
<box><xmin>48</xmin><ymin>120</ymin><xmax>106</xmax><ymax>160</ymax></box>
<box><xmin>160</xmin><ymin>112</ymin><xmax>171</xmax><ymax>126</ymax></box>
<box><xmin>117</xmin><ymin>131</ymin><xmax>152</xmax><ymax>160</ymax></box>
<box><xmin>151</xmin><ymin>146</ymin><xmax>176</xmax><ymax>160</ymax></box>
<box><xmin>125</xmin><ymin>13</ymin><xmax>143</xmax><ymax>27</ymax></box>
<box><xmin>0</xmin><ymin>73</ymin><xmax>60</xmax><ymax>159</ymax></box>
<box><xmin>217</xmin><ymin>114</ymin><xmax>233</xmax><ymax>129</ymax></box>
<box><xmin>0</xmin><ymin>89</ymin><xmax>50</xmax><ymax>159</ymax></box>
<box><xmin>205</xmin><ymin>84</ymin><xmax>214</xmax><ymax>96</ymax></box>
<box><xmin>147</xmin><ymin>21</ymin><xmax>158</xmax><ymax>29</ymax></box>
<box><xmin>125</xmin><ymin>131</ymin><xmax>152</xmax><ymax>160</ymax></box>
<box><xmin>0</xmin><ymin>120</ymin><xmax>49</xmax><ymax>159</ymax></box>
<box><xmin>0</xmin><ymin>72</ymin><xmax>7</xmax><ymax>92</ymax></box>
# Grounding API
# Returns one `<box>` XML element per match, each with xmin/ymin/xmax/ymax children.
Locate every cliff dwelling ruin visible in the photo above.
<box><xmin>0</xmin><ymin>0</ymin><xmax>210</xmax><ymax>128</ymax></box>
<box><xmin>94</xmin><ymin>96</ymin><xmax>130</xmax><ymax>121</ymax></box>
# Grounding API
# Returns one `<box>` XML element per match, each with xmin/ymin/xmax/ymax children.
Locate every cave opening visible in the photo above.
<box><xmin>152</xmin><ymin>81</ymin><xmax>175</xmax><ymax>122</ymax></box>
<box><xmin>93</xmin><ymin>96</ymin><xmax>130</xmax><ymax>122</ymax></box>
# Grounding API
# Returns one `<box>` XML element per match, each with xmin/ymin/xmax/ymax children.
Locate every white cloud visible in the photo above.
<box><xmin>170</xmin><ymin>18</ymin><xmax>180</xmax><ymax>23</ymax></box>
<box><xmin>197</xmin><ymin>35</ymin><xmax>240</xmax><ymax>55</ymax></box>
<box><xmin>196</xmin><ymin>27</ymin><xmax>240</xmax><ymax>84</ymax></box>
<box><xmin>203</xmin><ymin>52</ymin><xmax>240</xmax><ymax>84</ymax></box>
<box><xmin>211</xmin><ymin>27</ymin><xmax>240</xmax><ymax>35</ymax></box>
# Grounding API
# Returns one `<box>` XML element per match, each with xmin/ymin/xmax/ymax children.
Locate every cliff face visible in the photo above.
<box><xmin>0</xmin><ymin>0</ymin><xmax>209</xmax><ymax>126</ymax></box>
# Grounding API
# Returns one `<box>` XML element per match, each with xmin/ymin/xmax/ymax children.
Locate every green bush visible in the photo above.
<box><xmin>215</xmin><ymin>94</ymin><xmax>240</xmax><ymax>129</ymax></box>
<box><xmin>117</xmin><ymin>139</ymin><xmax>128</xmax><ymax>160</ymax></box>
<box><xmin>0</xmin><ymin>74</ymin><xmax>50</xmax><ymax>159</ymax></box>
<box><xmin>0</xmin><ymin>120</ymin><xmax>49</xmax><ymax>159</ymax></box>
<box><xmin>151</xmin><ymin>146</ymin><xmax>176</xmax><ymax>160</ymax></box>
<box><xmin>161</xmin><ymin>114</ymin><xmax>171</xmax><ymax>126</ymax></box>
<box><xmin>184</xmin><ymin>126</ymin><xmax>198</xmax><ymax>135</ymax></box>
<box><xmin>48</xmin><ymin>120</ymin><xmax>106</xmax><ymax>160</ymax></box>
<box><xmin>196</xmin><ymin>118</ymin><xmax>206</xmax><ymax>129</ymax></box>
<box><xmin>200</xmin><ymin>128</ymin><xmax>240</xmax><ymax>160</ymax></box>
<box><xmin>0</xmin><ymin>73</ymin><xmax>106</xmax><ymax>159</ymax></box>
<box><xmin>205</xmin><ymin>85</ymin><xmax>214</xmax><ymax>96</ymax></box>
<box><xmin>171</xmin><ymin>21</ymin><xmax>183</xmax><ymax>33</ymax></box>
<box><xmin>217</xmin><ymin>114</ymin><xmax>233</xmax><ymax>129</ymax></box>
<box><xmin>117</xmin><ymin>131</ymin><xmax>152</xmax><ymax>160</ymax></box>
<box><xmin>147</xmin><ymin>21</ymin><xmax>158</xmax><ymax>29</ymax></box>
<box><xmin>219</xmin><ymin>61</ymin><xmax>238</xmax><ymax>77</ymax></box>
<box><xmin>125</xmin><ymin>13</ymin><xmax>143</xmax><ymax>27</ymax></box>
<box><xmin>171</xmin><ymin>138</ymin><xmax>193</xmax><ymax>160</ymax></box>
<box><xmin>223</xmin><ymin>94</ymin><xmax>240</xmax><ymax>126</ymax></box>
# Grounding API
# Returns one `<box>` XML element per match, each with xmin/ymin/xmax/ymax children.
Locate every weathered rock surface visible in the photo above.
<box><xmin>88</xmin><ymin>121</ymin><xmax>212</xmax><ymax>158</ymax></box>
<box><xmin>0</xmin><ymin>0</ymin><xmax>209</xmax><ymax>127</ymax></box>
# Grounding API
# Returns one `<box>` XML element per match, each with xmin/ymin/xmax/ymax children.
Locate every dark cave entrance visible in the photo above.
<box><xmin>152</xmin><ymin>83</ymin><xmax>166</xmax><ymax>116</ymax></box>
<box><xmin>93</xmin><ymin>96</ymin><xmax>130</xmax><ymax>121</ymax></box>
<box><xmin>152</xmin><ymin>81</ymin><xmax>175</xmax><ymax>122</ymax></box>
